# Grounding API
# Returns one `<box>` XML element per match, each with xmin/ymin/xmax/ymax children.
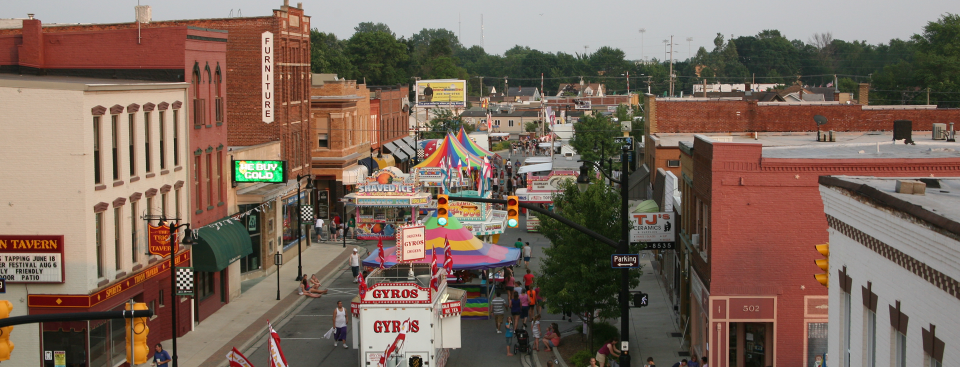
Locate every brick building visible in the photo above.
<box><xmin>370</xmin><ymin>85</ymin><xmax>414</xmax><ymax>170</ymax></box>
<box><xmin>310</xmin><ymin>77</ymin><xmax>373</xmax><ymax>221</ymax></box>
<box><xmin>0</xmin><ymin>74</ymin><xmax>191</xmax><ymax>367</ymax></box>
<box><xmin>664</xmin><ymin>132</ymin><xmax>960</xmax><ymax>367</ymax></box>
<box><xmin>0</xmin><ymin>16</ymin><xmax>254</xmax><ymax>326</ymax></box>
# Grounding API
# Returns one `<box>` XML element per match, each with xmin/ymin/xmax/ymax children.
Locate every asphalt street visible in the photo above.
<box><xmin>244</xmin><ymin>215</ymin><xmax>578</xmax><ymax>367</ymax></box>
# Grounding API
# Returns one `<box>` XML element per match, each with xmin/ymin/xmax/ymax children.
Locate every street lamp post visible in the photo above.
<box><xmin>164</xmin><ymin>219</ymin><xmax>194</xmax><ymax>367</ymax></box>
<box><xmin>275</xmin><ymin>252</ymin><xmax>283</xmax><ymax>300</ymax></box>
<box><xmin>295</xmin><ymin>174</ymin><xmax>314</xmax><ymax>281</ymax></box>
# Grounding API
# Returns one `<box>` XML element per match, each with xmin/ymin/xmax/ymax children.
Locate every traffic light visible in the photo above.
<box><xmin>436</xmin><ymin>194</ymin><xmax>449</xmax><ymax>226</ymax></box>
<box><xmin>506</xmin><ymin>196</ymin><xmax>519</xmax><ymax>228</ymax></box>
<box><xmin>815</xmin><ymin>243</ymin><xmax>830</xmax><ymax>288</ymax></box>
<box><xmin>0</xmin><ymin>300</ymin><xmax>13</xmax><ymax>361</ymax></box>
<box><xmin>125</xmin><ymin>302</ymin><xmax>150</xmax><ymax>364</ymax></box>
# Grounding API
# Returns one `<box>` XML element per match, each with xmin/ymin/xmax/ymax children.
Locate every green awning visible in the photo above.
<box><xmin>192</xmin><ymin>217</ymin><xmax>253</xmax><ymax>272</ymax></box>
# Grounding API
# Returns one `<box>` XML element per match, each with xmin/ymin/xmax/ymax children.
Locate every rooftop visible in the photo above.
<box><xmin>820</xmin><ymin>176</ymin><xmax>960</xmax><ymax>238</ymax></box>
<box><xmin>0</xmin><ymin>73</ymin><xmax>188</xmax><ymax>91</ymax></box>
<box><xmin>654</xmin><ymin>131</ymin><xmax>960</xmax><ymax>159</ymax></box>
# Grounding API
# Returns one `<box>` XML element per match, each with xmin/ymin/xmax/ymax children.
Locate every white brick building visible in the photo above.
<box><xmin>820</xmin><ymin>176</ymin><xmax>958</xmax><ymax>367</ymax></box>
<box><xmin>0</xmin><ymin>74</ymin><xmax>190</xmax><ymax>367</ymax></box>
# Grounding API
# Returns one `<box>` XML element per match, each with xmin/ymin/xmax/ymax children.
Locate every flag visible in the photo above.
<box><xmin>430</xmin><ymin>248</ymin><xmax>440</xmax><ymax>291</ymax></box>
<box><xmin>226</xmin><ymin>347</ymin><xmax>254</xmax><ymax>367</ymax></box>
<box><xmin>377</xmin><ymin>319</ymin><xmax>411</xmax><ymax>367</ymax></box>
<box><xmin>546</xmin><ymin>106</ymin><xmax>555</xmax><ymax>126</ymax></box>
<box><xmin>357</xmin><ymin>271</ymin><xmax>367</xmax><ymax>299</ymax></box>
<box><xmin>267</xmin><ymin>322</ymin><xmax>288</xmax><ymax>367</ymax></box>
<box><xmin>826</xmin><ymin>81</ymin><xmax>834</xmax><ymax>88</ymax></box>
<box><xmin>443</xmin><ymin>236</ymin><xmax>453</xmax><ymax>276</ymax></box>
<box><xmin>377</xmin><ymin>237</ymin><xmax>385</xmax><ymax>269</ymax></box>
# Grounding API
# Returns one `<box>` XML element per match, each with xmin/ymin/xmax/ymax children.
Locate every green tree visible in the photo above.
<box><xmin>310</xmin><ymin>29</ymin><xmax>357</xmax><ymax>77</ymax></box>
<box><xmin>569</xmin><ymin>114</ymin><xmax>621</xmax><ymax>163</ymax></box>
<box><xmin>354</xmin><ymin>22</ymin><xmax>393</xmax><ymax>36</ymax></box>
<box><xmin>537</xmin><ymin>180</ymin><xmax>641</xmax><ymax>352</ymax></box>
<box><xmin>345</xmin><ymin>31</ymin><xmax>409</xmax><ymax>85</ymax></box>
<box><xmin>911</xmin><ymin>13</ymin><xmax>960</xmax><ymax>107</ymax></box>
<box><xmin>422</xmin><ymin>109</ymin><xmax>474</xmax><ymax>139</ymax></box>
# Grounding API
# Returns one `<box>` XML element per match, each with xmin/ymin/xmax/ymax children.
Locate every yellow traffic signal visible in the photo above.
<box><xmin>507</xmin><ymin>196</ymin><xmax>519</xmax><ymax>228</ymax></box>
<box><xmin>815</xmin><ymin>243</ymin><xmax>829</xmax><ymax>288</ymax></box>
<box><xmin>0</xmin><ymin>300</ymin><xmax>13</xmax><ymax>361</ymax></box>
<box><xmin>125</xmin><ymin>302</ymin><xmax>150</xmax><ymax>364</ymax></box>
<box><xmin>437</xmin><ymin>194</ymin><xmax>449</xmax><ymax>226</ymax></box>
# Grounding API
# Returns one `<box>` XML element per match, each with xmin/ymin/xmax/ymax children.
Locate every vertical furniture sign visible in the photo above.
<box><xmin>262</xmin><ymin>31</ymin><xmax>274</xmax><ymax>124</ymax></box>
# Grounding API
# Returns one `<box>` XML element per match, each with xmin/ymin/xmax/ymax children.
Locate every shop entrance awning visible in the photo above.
<box><xmin>192</xmin><ymin>217</ymin><xmax>253</xmax><ymax>272</ymax></box>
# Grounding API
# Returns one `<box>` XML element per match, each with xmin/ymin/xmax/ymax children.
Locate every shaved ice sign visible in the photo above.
<box><xmin>397</xmin><ymin>225</ymin><xmax>425</xmax><ymax>263</ymax></box>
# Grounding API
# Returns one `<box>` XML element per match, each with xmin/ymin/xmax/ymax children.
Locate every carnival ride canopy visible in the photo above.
<box><xmin>362</xmin><ymin>216</ymin><xmax>520</xmax><ymax>270</ymax></box>
<box><xmin>413</xmin><ymin>133</ymin><xmax>483</xmax><ymax>169</ymax></box>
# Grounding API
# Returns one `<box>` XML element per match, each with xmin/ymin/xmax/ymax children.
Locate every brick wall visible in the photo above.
<box><xmin>694</xmin><ymin>137</ymin><xmax>960</xmax><ymax>365</ymax></box>
<box><xmin>651</xmin><ymin>99</ymin><xmax>960</xmax><ymax>133</ymax></box>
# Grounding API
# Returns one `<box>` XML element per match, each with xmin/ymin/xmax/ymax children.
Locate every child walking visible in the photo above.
<box><xmin>531</xmin><ymin>314</ymin><xmax>542</xmax><ymax>352</ymax></box>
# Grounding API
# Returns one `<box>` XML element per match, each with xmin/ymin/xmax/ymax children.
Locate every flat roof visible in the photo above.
<box><xmin>820</xmin><ymin>176</ymin><xmax>960</xmax><ymax>237</ymax></box>
<box><xmin>0</xmin><ymin>73</ymin><xmax>188</xmax><ymax>91</ymax></box>
<box><xmin>652</xmin><ymin>131</ymin><xmax>960</xmax><ymax>159</ymax></box>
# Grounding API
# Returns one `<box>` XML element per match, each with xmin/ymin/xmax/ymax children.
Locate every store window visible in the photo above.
<box><xmin>282</xmin><ymin>192</ymin><xmax>308</xmax><ymax>249</ymax></box>
<box><xmin>807</xmin><ymin>322</ymin><xmax>828</xmax><ymax>367</ymax></box>
<box><xmin>196</xmin><ymin>271</ymin><xmax>216</xmax><ymax>300</ymax></box>
<box><xmin>42</xmin><ymin>326</ymin><xmax>86</xmax><ymax>367</ymax></box>
<box><xmin>88</xmin><ymin>304</ymin><xmax>129</xmax><ymax>367</ymax></box>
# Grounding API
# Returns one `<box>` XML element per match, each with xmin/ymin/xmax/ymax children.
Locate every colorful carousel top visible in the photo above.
<box><xmin>455</xmin><ymin>127</ymin><xmax>494</xmax><ymax>157</ymax></box>
<box><xmin>413</xmin><ymin>133</ymin><xmax>483</xmax><ymax>169</ymax></box>
<box><xmin>362</xmin><ymin>216</ymin><xmax>520</xmax><ymax>270</ymax></box>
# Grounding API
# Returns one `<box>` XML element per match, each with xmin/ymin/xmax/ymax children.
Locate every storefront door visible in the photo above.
<box><xmin>239</xmin><ymin>204</ymin><xmax>261</xmax><ymax>273</ymax></box>
<box><xmin>729</xmin><ymin>322</ymin><xmax>773</xmax><ymax>367</ymax></box>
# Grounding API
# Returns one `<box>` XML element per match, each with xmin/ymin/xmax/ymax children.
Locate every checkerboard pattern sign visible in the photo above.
<box><xmin>175</xmin><ymin>267</ymin><xmax>194</xmax><ymax>296</ymax></box>
<box><xmin>300</xmin><ymin>205</ymin><xmax>314</xmax><ymax>222</ymax></box>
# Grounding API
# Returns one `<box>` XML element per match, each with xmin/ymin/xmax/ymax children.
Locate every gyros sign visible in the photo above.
<box><xmin>361</xmin><ymin>283</ymin><xmax>431</xmax><ymax>304</ymax></box>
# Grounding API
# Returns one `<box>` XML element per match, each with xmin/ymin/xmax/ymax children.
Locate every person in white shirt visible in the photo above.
<box><xmin>332</xmin><ymin>301</ymin><xmax>350</xmax><ymax>348</ymax></box>
<box><xmin>315</xmin><ymin>218</ymin><xmax>324</xmax><ymax>241</ymax></box>
<box><xmin>523</xmin><ymin>243</ymin><xmax>533</xmax><ymax>268</ymax></box>
<box><xmin>350</xmin><ymin>248</ymin><xmax>361</xmax><ymax>282</ymax></box>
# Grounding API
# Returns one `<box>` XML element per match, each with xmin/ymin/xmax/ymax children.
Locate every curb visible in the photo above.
<box><xmin>196</xmin><ymin>246</ymin><xmax>358</xmax><ymax>367</ymax></box>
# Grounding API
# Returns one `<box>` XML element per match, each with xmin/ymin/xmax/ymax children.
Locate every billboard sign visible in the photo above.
<box><xmin>629</xmin><ymin>212</ymin><xmax>675</xmax><ymax>243</ymax></box>
<box><xmin>0</xmin><ymin>235</ymin><xmax>65</xmax><ymax>283</ymax></box>
<box><xmin>573</xmin><ymin>99</ymin><xmax>592</xmax><ymax>110</ymax></box>
<box><xmin>416</xmin><ymin>80</ymin><xmax>466</xmax><ymax>108</ymax></box>
<box><xmin>233</xmin><ymin>160</ymin><xmax>287</xmax><ymax>183</ymax></box>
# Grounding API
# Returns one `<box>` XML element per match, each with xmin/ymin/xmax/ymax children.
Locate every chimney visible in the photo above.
<box><xmin>297</xmin><ymin>2</ymin><xmax>302</xmax><ymax>8</ymax></box>
<box><xmin>283</xmin><ymin>0</ymin><xmax>289</xmax><ymax>7</ymax></box>
<box><xmin>858</xmin><ymin>83</ymin><xmax>870</xmax><ymax>105</ymax></box>
<box><xmin>27</xmin><ymin>13</ymin><xmax>34</xmax><ymax>19</ymax></box>
<box><xmin>18</xmin><ymin>18</ymin><xmax>44</xmax><ymax>69</ymax></box>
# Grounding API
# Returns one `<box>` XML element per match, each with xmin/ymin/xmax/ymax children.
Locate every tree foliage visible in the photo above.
<box><xmin>537</xmin><ymin>180</ymin><xmax>642</xmax><ymax>351</ymax></box>
<box><xmin>310</xmin><ymin>17</ymin><xmax>960</xmax><ymax>106</ymax></box>
<box><xmin>422</xmin><ymin>108</ymin><xmax>474</xmax><ymax>139</ymax></box>
<box><xmin>569</xmin><ymin>114</ymin><xmax>621</xmax><ymax>164</ymax></box>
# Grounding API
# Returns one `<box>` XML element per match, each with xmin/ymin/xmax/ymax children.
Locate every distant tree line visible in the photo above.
<box><xmin>311</xmin><ymin>14</ymin><xmax>960</xmax><ymax>107</ymax></box>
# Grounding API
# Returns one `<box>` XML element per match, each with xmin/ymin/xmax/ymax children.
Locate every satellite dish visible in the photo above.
<box><xmin>814</xmin><ymin>115</ymin><xmax>828</xmax><ymax>126</ymax></box>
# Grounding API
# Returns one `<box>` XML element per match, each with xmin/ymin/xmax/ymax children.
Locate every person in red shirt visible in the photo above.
<box><xmin>523</xmin><ymin>268</ymin><xmax>535</xmax><ymax>287</ymax></box>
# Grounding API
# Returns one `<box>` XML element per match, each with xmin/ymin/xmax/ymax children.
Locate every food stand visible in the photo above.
<box><xmin>345</xmin><ymin>169</ymin><xmax>431</xmax><ymax>240</ymax></box>
<box><xmin>517</xmin><ymin>170</ymin><xmax>576</xmax><ymax>232</ymax></box>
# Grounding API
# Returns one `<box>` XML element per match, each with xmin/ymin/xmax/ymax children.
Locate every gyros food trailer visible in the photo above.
<box><xmin>351</xmin><ymin>265</ymin><xmax>464</xmax><ymax>367</ymax></box>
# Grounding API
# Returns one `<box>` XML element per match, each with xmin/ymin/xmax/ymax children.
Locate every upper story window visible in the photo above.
<box><xmin>94</xmin><ymin>116</ymin><xmax>102</xmax><ymax>184</ymax></box>
<box><xmin>215</xmin><ymin>65</ymin><xmax>223</xmax><ymax>125</ymax></box>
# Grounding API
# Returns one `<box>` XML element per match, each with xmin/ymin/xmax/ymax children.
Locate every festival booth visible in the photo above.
<box><xmin>363</xmin><ymin>216</ymin><xmax>521</xmax><ymax>320</ymax></box>
<box><xmin>516</xmin><ymin>170</ymin><xmax>577</xmax><ymax>232</ymax></box>
<box><xmin>345</xmin><ymin>169</ymin><xmax>431</xmax><ymax>240</ymax></box>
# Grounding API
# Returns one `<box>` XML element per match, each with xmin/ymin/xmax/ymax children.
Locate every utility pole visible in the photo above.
<box><xmin>481</xmin><ymin>14</ymin><xmax>484</xmax><ymax>50</ymax></box>
<box><xmin>504</xmin><ymin>76</ymin><xmax>508</xmax><ymax>98</ymax></box>
<box><xmin>627</xmin><ymin>71</ymin><xmax>630</xmax><ymax>94</ymax></box>
<box><xmin>638</xmin><ymin>28</ymin><xmax>646</xmax><ymax>63</ymax></box>
<box><xmin>686</xmin><ymin>37</ymin><xmax>693</xmax><ymax>60</ymax></box>
<box><xmin>669</xmin><ymin>35</ymin><xmax>675</xmax><ymax>97</ymax></box>
<box><xmin>646</xmin><ymin>76</ymin><xmax>652</xmax><ymax>95</ymax></box>
<box><xmin>927</xmin><ymin>87</ymin><xmax>931</xmax><ymax>105</ymax></box>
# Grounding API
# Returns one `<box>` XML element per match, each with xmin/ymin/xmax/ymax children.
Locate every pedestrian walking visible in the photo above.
<box><xmin>526</xmin><ymin>287</ymin><xmax>539</xmax><ymax>319</ymax></box>
<box><xmin>523</xmin><ymin>242</ymin><xmax>532</xmax><ymax>268</ymax></box>
<box><xmin>670</xmin><ymin>359</ymin><xmax>688</xmax><ymax>367</ymax></box>
<box><xmin>347</xmin><ymin>216</ymin><xmax>356</xmax><ymax>239</ymax></box>
<box><xmin>153</xmin><ymin>344</ymin><xmax>171</xmax><ymax>367</ymax></box>
<box><xmin>519</xmin><ymin>287</ymin><xmax>530</xmax><ymax>327</ymax></box>
<box><xmin>514</xmin><ymin>238</ymin><xmax>524</xmax><ymax>250</ymax></box>
<box><xmin>491</xmin><ymin>290</ymin><xmax>506</xmax><ymax>333</ymax></box>
<box><xmin>701</xmin><ymin>357</ymin><xmax>708</xmax><ymax>367</ymax></box>
<box><xmin>337</xmin><ymin>223</ymin><xmax>344</xmax><ymax>241</ymax></box>
<box><xmin>329</xmin><ymin>219</ymin><xmax>338</xmax><ymax>241</ymax></box>
<box><xmin>505</xmin><ymin>319</ymin><xmax>515</xmax><ymax>356</ymax></box>
<box><xmin>523</xmin><ymin>268</ymin><xmax>535</xmax><ymax>288</ymax></box>
<box><xmin>688</xmin><ymin>355</ymin><xmax>700</xmax><ymax>367</ymax></box>
<box><xmin>510</xmin><ymin>290</ymin><xmax>522</xmax><ymax>331</ymax></box>
<box><xmin>332</xmin><ymin>301</ymin><xmax>349</xmax><ymax>348</ymax></box>
<box><xmin>315</xmin><ymin>218</ymin><xmax>325</xmax><ymax>241</ymax></box>
<box><xmin>531</xmin><ymin>314</ymin><xmax>542</xmax><ymax>351</ymax></box>
<box><xmin>646</xmin><ymin>357</ymin><xmax>656</xmax><ymax>366</ymax></box>
<box><xmin>350</xmin><ymin>248</ymin><xmax>361</xmax><ymax>281</ymax></box>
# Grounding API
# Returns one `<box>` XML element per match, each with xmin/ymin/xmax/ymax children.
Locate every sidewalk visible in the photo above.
<box><xmin>628</xmin><ymin>258</ymin><xmax>686</xmax><ymax>366</ymax></box>
<box><xmin>155</xmin><ymin>239</ymin><xmax>360</xmax><ymax>367</ymax></box>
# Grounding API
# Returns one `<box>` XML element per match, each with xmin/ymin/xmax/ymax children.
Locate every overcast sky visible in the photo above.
<box><xmin>6</xmin><ymin>0</ymin><xmax>958</xmax><ymax>61</ymax></box>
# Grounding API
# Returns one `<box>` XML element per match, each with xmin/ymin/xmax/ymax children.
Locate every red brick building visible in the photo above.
<box><xmin>666</xmin><ymin>132</ymin><xmax>960</xmax><ymax>366</ymax></box>
<box><xmin>0</xmin><ymin>17</ymin><xmax>234</xmax><ymax>347</ymax></box>
<box><xmin>370</xmin><ymin>85</ymin><xmax>413</xmax><ymax>169</ymax></box>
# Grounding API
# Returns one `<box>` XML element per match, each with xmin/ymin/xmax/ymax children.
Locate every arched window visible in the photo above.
<box><xmin>192</xmin><ymin>63</ymin><xmax>204</xmax><ymax>128</ymax></box>
<box><xmin>214</xmin><ymin>64</ymin><xmax>223</xmax><ymax>125</ymax></box>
